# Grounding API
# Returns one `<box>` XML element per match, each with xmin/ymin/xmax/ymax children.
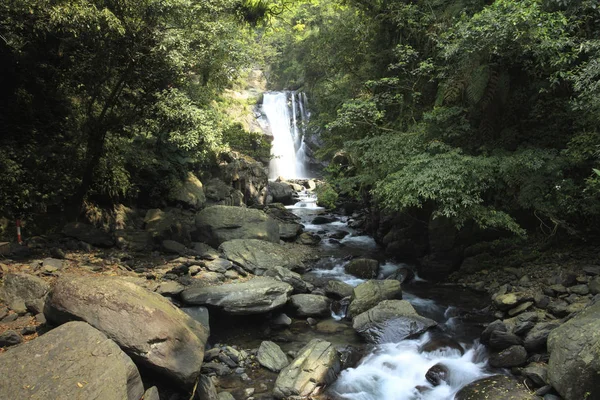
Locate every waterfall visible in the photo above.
<box><xmin>261</xmin><ymin>91</ymin><xmax>311</xmax><ymax>179</ymax></box>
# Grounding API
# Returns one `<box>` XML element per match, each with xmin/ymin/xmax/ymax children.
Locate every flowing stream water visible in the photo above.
<box><xmin>256</xmin><ymin>91</ymin><xmax>495</xmax><ymax>399</ymax></box>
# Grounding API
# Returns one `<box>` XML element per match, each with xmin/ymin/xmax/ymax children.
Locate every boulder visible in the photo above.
<box><xmin>44</xmin><ymin>275</ymin><xmax>208</xmax><ymax>385</ymax></box>
<box><xmin>0</xmin><ymin>273</ymin><xmax>49</xmax><ymax>314</ymax></box>
<box><xmin>325</xmin><ymin>280</ymin><xmax>354</xmax><ymax>299</ymax></box>
<box><xmin>220</xmin><ymin>239</ymin><xmax>307</xmax><ymax>274</ymax></box>
<box><xmin>181</xmin><ymin>306</ymin><xmax>210</xmax><ymax>334</ymax></box>
<box><xmin>489</xmin><ymin>345</ymin><xmax>528</xmax><ymax>368</ymax></box>
<box><xmin>115</xmin><ymin>229</ymin><xmax>154</xmax><ymax>252</ymax></box>
<box><xmin>204</xmin><ymin>178</ymin><xmax>234</xmax><ymax>202</ymax></box>
<box><xmin>489</xmin><ymin>330</ymin><xmax>523</xmax><ymax>350</ymax></box>
<box><xmin>349</xmin><ymin>280</ymin><xmax>402</xmax><ymax>316</ymax></box>
<box><xmin>426</xmin><ymin>363</ymin><xmax>449</xmax><ymax>386</ymax></box>
<box><xmin>273</xmin><ymin>339</ymin><xmax>341</xmax><ymax>399</ymax></box>
<box><xmin>181</xmin><ymin>277</ymin><xmax>293</xmax><ymax>315</ymax></box>
<box><xmin>144</xmin><ymin>208</ymin><xmax>195</xmax><ymax>245</ymax></box>
<box><xmin>290</xmin><ymin>294</ymin><xmax>332</xmax><ymax>317</ymax></box>
<box><xmin>524</xmin><ymin>322</ymin><xmax>560</xmax><ymax>352</ymax></box>
<box><xmin>548</xmin><ymin>300</ymin><xmax>600</xmax><ymax>400</ymax></box>
<box><xmin>257</xmin><ymin>341</ymin><xmax>289</xmax><ymax>372</ymax></box>
<box><xmin>264</xmin><ymin>266</ymin><xmax>310</xmax><ymax>293</ymax></box>
<box><xmin>298</xmin><ymin>232</ymin><xmax>321</xmax><ymax>245</ymax></box>
<box><xmin>522</xmin><ymin>362</ymin><xmax>548</xmax><ymax>387</ymax></box>
<box><xmin>194</xmin><ymin>375</ymin><xmax>218</xmax><ymax>400</ymax></box>
<box><xmin>195</xmin><ymin>206</ymin><xmax>279</xmax><ymax>247</ymax></box>
<box><xmin>455</xmin><ymin>375</ymin><xmax>536</xmax><ymax>400</ymax></box>
<box><xmin>170</xmin><ymin>172</ymin><xmax>206</xmax><ymax>209</ymax></box>
<box><xmin>62</xmin><ymin>222</ymin><xmax>114</xmax><ymax>247</ymax></box>
<box><xmin>352</xmin><ymin>300</ymin><xmax>436</xmax><ymax>344</ymax></box>
<box><xmin>493</xmin><ymin>291</ymin><xmax>534</xmax><ymax>311</ymax></box>
<box><xmin>278</xmin><ymin>222</ymin><xmax>303</xmax><ymax>241</ymax></box>
<box><xmin>269</xmin><ymin>181</ymin><xmax>295</xmax><ymax>205</ymax></box>
<box><xmin>265</xmin><ymin>204</ymin><xmax>303</xmax><ymax>241</ymax></box>
<box><xmin>0</xmin><ymin>321</ymin><xmax>144</xmax><ymax>400</ymax></box>
<box><xmin>345</xmin><ymin>258</ymin><xmax>379</xmax><ymax>279</ymax></box>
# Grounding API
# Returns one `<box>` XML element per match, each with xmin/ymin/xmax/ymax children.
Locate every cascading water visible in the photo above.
<box><xmin>261</xmin><ymin>91</ymin><xmax>311</xmax><ymax>179</ymax></box>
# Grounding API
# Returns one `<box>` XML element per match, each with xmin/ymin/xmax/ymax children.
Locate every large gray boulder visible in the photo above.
<box><xmin>181</xmin><ymin>277</ymin><xmax>293</xmax><ymax>315</ymax></box>
<box><xmin>455</xmin><ymin>375</ymin><xmax>536</xmax><ymax>399</ymax></box>
<box><xmin>352</xmin><ymin>300</ymin><xmax>436</xmax><ymax>344</ymax></box>
<box><xmin>269</xmin><ymin>181</ymin><xmax>295</xmax><ymax>205</ymax></box>
<box><xmin>345</xmin><ymin>258</ymin><xmax>379</xmax><ymax>279</ymax></box>
<box><xmin>220</xmin><ymin>239</ymin><xmax>307</xmax><ymax>274</ymax></box>
<box><xmin>257</xmin><ymin>341</ymin><xmax>289</xmax><ymax>372</ymax></box>
<box><xmin>0</xmin><ymin>321</ymin><xmax>144</xmax><ymax>400</ymax></box>
<box><xmin>349</xmin><ymin>280</ymin><xmax>402</xmax><ymax>316</ymax></box>
<box><xmin>548</xmin><ymin>301</ymin><xmax>600</xmax><ymax>400</ymax></box>
<box><xmin>170</xmin><ymin>172</ymin><xmax>206</xmax><ymax>209</ymax></box>
<box><xmin>0</xmin><ymin>273</ymin><xmax>49</xmax><ymax>314</ymax></box>
<box><xmin>44</xmin><ymin>275</ymin><xmax>208</xmax><ymax>385</ymax></box>
<box><xmin>62</xmin><ymin>222</ymin><xmax>114</xmax><ymax>247</ymax></box>
<box><xmin>290</xmin><ymin>294</ymin><xmax>332</xmax><ymax>317</ymax></box>
<box><xmin>195</xmin><ymin>206</ymin><xmax>279</xmax><ymax>247</ymax></box>
<box><xmin>265</xmin><ymin>203</ymin><xmax>303</xmax><ymax>241</ymax></box>
<box><xmin>273</xmin><ymin>339</ymin><xmax>341</xmax><ymax>399</ymax></box>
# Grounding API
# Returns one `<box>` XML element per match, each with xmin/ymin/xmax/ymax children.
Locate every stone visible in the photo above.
<box><xmin>344</xmin><ymin>258</ymin><xmax>379</xmax><ymax>279</ymax></box>
<box><xmin>201</xmin><ymin>362</ymin><xmax>230</xmax><ymax>376</ymax></box>
<box><xmin>325</xmin><ymin>280</ymin><xmax>354</xmax><ymax>299</ymax></box>
<box><xmin>273</xmin><ymin>339</ymin><xmax>341</xmax><ymax>399</ymax></box>
<box><xmin>489</xmin><ymin>345</ymin><xmax>528</xmax><ymax>368</ymax></box>
<box><xmin>42</xmin><ymin>257</ymin><xmax>64</xmax><ymax>270</ymax></box>
<box><xmin>115</xmin><ymin>229</ymin><xmax>154</xmax><ymax>252</ymax></box>
<box><xmin>0</xmin><ymin>307</ymin><xmax>7</xmax><ymax>320</ymax></box>
<box><xmin>204</xmin><ymin>258</ymin><xmax>233</xmax><ymax>273</ymax></box>
<box><xmin>162</xmin><ymin>239</ymin><xmax>191</xmax><ymax>255</ymax></box>
<box><xmin>588</xmin><ymin>277</ymin><xmax>600</xmax><ymax>295</ymax></box>
<box><xmin>143</xmin><ymin>386</ymin><xmax>160</xmax><ymax>400</ymax></box>
<box><xmin>455</xmin><ymin>375</ymin><xmax>536</xmax><ymax>400</ymax></box>
<box><xmin>349</xmin><ymin>280</ymin><xmax>402</xmax><ymax>316</ymax></box>
<box><xmin>426</xmin><ymin>363</ymin><xmax>449</xmax><ymax>386</ymax></box>
<box><xmin>278</xmin><ymin>222</ymin><xmax>303</xmax><ymax>241</ymax></box>
<box><xmin>311</xmin><ymin>216</ymin><xmax>337</xmax><ymax>225</ymax></box>
<box><xmin>420</xmin><ymin>336</ymin><xmax>464</xmax><ymax>355</ymax></box>
<box><xmin>489</xmin><ymin>330</ymin><xmax>523</xmax><ymax>350</ymax></box>
<box><xmin>508</xmin><ymin>301</ymin><xmax>534</xmax><ymax>316</ymax></box>
<box><xmin>0</xmin><ymin>322</ymin><xmax>144</xmax><ymax>400</ymax></box>
<box><xmin>269</xmin><ymin>181</ymin><xmax>295</xmax><ymax>205</ymax></box>
<box><xmin>156</xmin><ymin>281</ymin><xmax>185</xmax><ymax>296</ymax></box>
<box><xmin>171</xmin><ymin>172</ymin><xmax>206</xmax><ymax>209</ymax></box>
<box><xmin>352</xmin><ymin>300</ymin><xmax>436</xmax><ymax>344</ymax></box>
<box><xmin>257</xmin><ymin>341</ymin><xmax>289</xmax><ymax>372</ymax></box>
<box><xmin>524</xmin><ymin>322</ymin><xmax>560</xmax><ymax>352</ymax></box>
<box><xmin>62</xmin><ymin>222</ymin><xmax>114</xmax><ymax>247</ymax></box>
<box><xmin>548</xmin><ymin>300</ymin><xmax>600</xmax><ymax>400</ymax></box>
<box><xmin>195</xmin><ymin>206</ymin><xmax>279</xmax><ymax>247</ymax></box>
<box><xmin>569</xmin><ymin>284</ymin><xmax>589</xmax><ymax>295</ymax></box>
<box><xmin>481</xmin><ymin>320</ymin><xmax>508</xmax><ymax>344</ymax></box>
<box><xmin>44</xmin><ymin>275</ymin><xmax>208</xmax><ymax>385</ymax></box>
<box><xmin>290</xmin><ymin>294</ymin><xmax>332</xmax><ymax>317</ymax></box>
<box><xmin>298</xmin><ymin>232</ymin><xmax>321</xmax><ymax>245</ymax></box>
<box><xmin>181</xmin><ymin>277</ymin><xmax>293</xmax><ymax>315</ymax></box>
<box><xmin>220</xmin><ymin>239</ymin><xmax>307</xmax><ymax>274</ymax></box>
<box><xmin>0</xmin><ymin>273</ymin><xmax>49</xmax><ymax>314</ymax></box>
<box><xmin>264</xmin><ymin>266</ymin><xmax>309</xmax><ymax>293</ymax></box>
<box><xmin>194</xmin><ymin>375</ymin><xmax>218</xmax><ymax>400</ymax></box>
<box><xmin>144</xmin><ymin>208</ymin><xmax>195</xmax><ymax>246</ymax></box>
<box><xmin>0</xmin><ymin>330</ymin><xmax>22</xmax><ymax>347</ymax></box>
<box><xmin>192</xmin><ymin>242</ymin><xmax>220</xmax><ymax>259</ymax></box>
<box><xmin>492</xmin><ymin>291</ymin><xmax>534</xmax><ymax>310</ymax></box>
<box><xmin>522</xmin><ymin>362</ymin><xmax>548</xmax><ymax>387</ymax></box>
<box><xmin>218</xmin><ymin>392</ymin><xmax>236</xmax><ymax>400</ymax></box>
<box><xmin>181</xmin><ymin>306</ymin><xmax>211</xmax><ymax>333</ymax></box>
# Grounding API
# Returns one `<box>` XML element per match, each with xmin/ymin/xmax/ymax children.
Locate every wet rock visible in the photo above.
<box><xmin>257</xmin><ymin>341</ymin><xmax>289</xmax><ymax>372</ymax></box>
<box><xmin>548</xmin><ymin>300</ymin><xmax>600</xmax><ymax>400</ymax></box>
<box><xmin>143</xmin><ymin>386</ymin><xmax>160</xmax><ymax>400</ymax></box>
<box><xmin>489</xmin><ymin>331</ymin><xmax>523</xmax><ymax>350</ymax></box>
<box><xmin>315</xmin><ymin>320</ymin><xmax>348</xmax><ymax>334</ymax></box>
<box><xmin>170</xmin><ymin>172</ymin><xmax>206</xmax><ymax>209</ymax></box>
<box><xmin>44</xmin><ymin>275</ymin><xmax>208</xmax><ymax>386</ymax></box>
<box><xmin>522</xmin><ymin>362</ymin><xmax>548</xmax><ymax>387</ymax></box>
<box><xmin>492</xmin><ymin>291</ymin><xmax>534</xmax><ymax>310</ymax></box>
<box><xmin>426</xmin><ymin>363</ymin><xmax>449</xmax><ymax>386</ymax></box>
<box><xmin>273</xmin><ymin>339</ymin><xmax>341</xmax><ymax>399</ymax></box>
<box><xmin>290</xmin><ymin>294</ymin><xmax>332</xmax><ymax>317</ymax></box>
<box><xmin>311</xmin><ymin>216</ymin><xmax>337</xmax><ymax>225</ymax></box>
<box><xmin>455</xmin><ymin>375</ymin><xmax>536</xmax><ymax>400</ymax></box>
<box><xmin>269</xmin><ymin>181</ymin><xmax>295</xmax><ymax>205</ymax></box>
<box><xmin>264</xmin><ymin>266</ymin><xmax>309</xmax><ymax>293</ymax></box>
<box><xmin>194</xmin><ymin>375</ymin><xmax>218</xmax><ymax>400</ymax></box>
<box><xmin>524</xmin><ymin>322</ymin><xmax>560</xmax><ymax>352</ymax></box>
<box><xmin>325</xmin><ymin>280</ymin><xmax>354</xmax><ymax>299</ymax></box>
<box><xmin>420</xmin><ymin>336</ymin><xmax>465</xmax><ymax>356</ymax></box>
<box><xmin>62</xmin><ymin>222</ymin><xmax>114</xmax><ymax>247</ymax></box>
<box><xmin>0</xmin><ymin>330</ymin><xmax>22</xmax><ymax>347</ymax></box>
<box><xmin>481</xmin><ymin>320</ymin><xmax>508</xmax><ymax>344</ymax></box>
<box><xmin>0</xmin><ymin>322</ymin><xmax>144</xmax><ymax>400</ymax></box>
<box><xmin>181</xmin><ymin>277</ymin><xmax>293</xmax><ymax>315</ymax></box>
<box><xmin>489</xmin><ymin>345</ymin><xmax>528</xmax><ymax>368</ymax></box>
<box><xmin>352</xmin><ymin>300</ymin><xmax>436</xmax><ymax>344</ymax></box>
<box><xmin>345</xmin><ymin>258</ymin><xmax>379</xmax><ymax>279</ymax></box>
<box><xmin>0</xmin><ymin>273</ymin><xmax>49</xmax><ymax>314</ymax></box>
<box><xmin>298</xmin><ymin>232</ymin><xmax>321</xmax><ymax>245</ymax></box>
<box><xmin>329</xmin><ymin>230</ymin><xmax>349</xmax><ymax>240</ymax></box>
<box><xmin>349</xmin><ymin>280</ymin><xmax>402</xmax><ymax>316</ymax></box>
<box><xmin>220</xmin><ymin>239</ymin><xmax>307</xmax><ymax>274</ymax></box>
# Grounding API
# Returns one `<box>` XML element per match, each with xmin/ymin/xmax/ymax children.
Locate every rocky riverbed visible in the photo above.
<box><xmin>1</xmin><ymin>180</ymin><xmax>599</xmax><ymax>400</ymax></box>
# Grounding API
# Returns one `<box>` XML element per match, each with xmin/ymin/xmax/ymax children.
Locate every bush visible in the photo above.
<box><xmin>315</xmin><ymin>182</ymin><xmax>339</xmax><ymax>209</ymax></box>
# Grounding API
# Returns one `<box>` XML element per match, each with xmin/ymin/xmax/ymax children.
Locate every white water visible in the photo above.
<box><xmin>262</xmin><ymin>91</ymin><xmax>312</xmax><ymax>179</ymax></box>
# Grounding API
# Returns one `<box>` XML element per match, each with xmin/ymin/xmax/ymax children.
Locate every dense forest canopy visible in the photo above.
<box><xmin>1</xmin><ymin>0</ymin><xmax>600</xmax><ymax>239</ymax></box>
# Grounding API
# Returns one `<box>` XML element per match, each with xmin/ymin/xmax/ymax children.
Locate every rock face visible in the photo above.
<box><xmin>548</xmin><ymin>301</ymin><xmax>600</xmax><ymax>400</ymax></box>
<box><xmin>181</xmin><ymin>277</ymin><xmax>293</xmax><ymax>315</ymax></box>
<box><xmin>44</xmin><ymin>275</ymin><xmax>208</xmax><ymax>385</ymax></box>
<box><xmin>0</xmin><ymin>321</ymin><xmax>144</xmax><ymax>400</ymax></box>
<box><xmin>62</xmin><ymin>222</ymin><xmax>114</xmax><ymax>247</ymax></box>
<box><xmin>0</xmin><ymin>273</ymin><xmax>49</xmax><ymax>314</ymax></box>
<box><xmin>349</xmin><ymin>280</ymin><xmax>402</xmax><ymax>316</ymax></box>
<box><xmin>273</xmin><ymin>339</ymin><xmax>341</xmax><ymax>399</ymax></box>
<box><xmin>195</xmin><ymin>206</ymin><xmax>279</xmax><ymax>247</ymax></box>
<box><xmin>345</xmin><ymin>258</ymin><xmax>379</xmax><ymax>279</ymax></box>
<box><xmin>257</xmin><ymin>341</ymin><xmax>289</xmax><ymax>372</ymax></box>
<box><xmin>220</xmin><ymin>239</ymin><xmax>307</xmax><ymax>274</ymax></box>
<box><xmin>352</xmin><ymin>300</ymin><xmax>436</xmax><ymax>344</ymax></box>
<box><xmin>290</xmin><ymin>294</ymin><xmax>332</xmax><ymax>317</ymax></box>
<box><xmin>171</xmin><ymin>172</ymin><xmax>206</xmax><ymax>209</ymax></box>
<box><xmin>455</xmin><ymin>375</ymin><xmax>536</xmax><ymax>400</ymax></box>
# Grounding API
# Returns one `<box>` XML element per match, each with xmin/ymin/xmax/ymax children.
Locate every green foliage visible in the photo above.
<box><xmin>222</xmin><ymin>123</ymin><xmax>271</xmax><ymax>161</ymax></box>
<box><xmin>315</xmin><ymin>182</ymin><xmax>338</xmax><ymax>209</ymax></box>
